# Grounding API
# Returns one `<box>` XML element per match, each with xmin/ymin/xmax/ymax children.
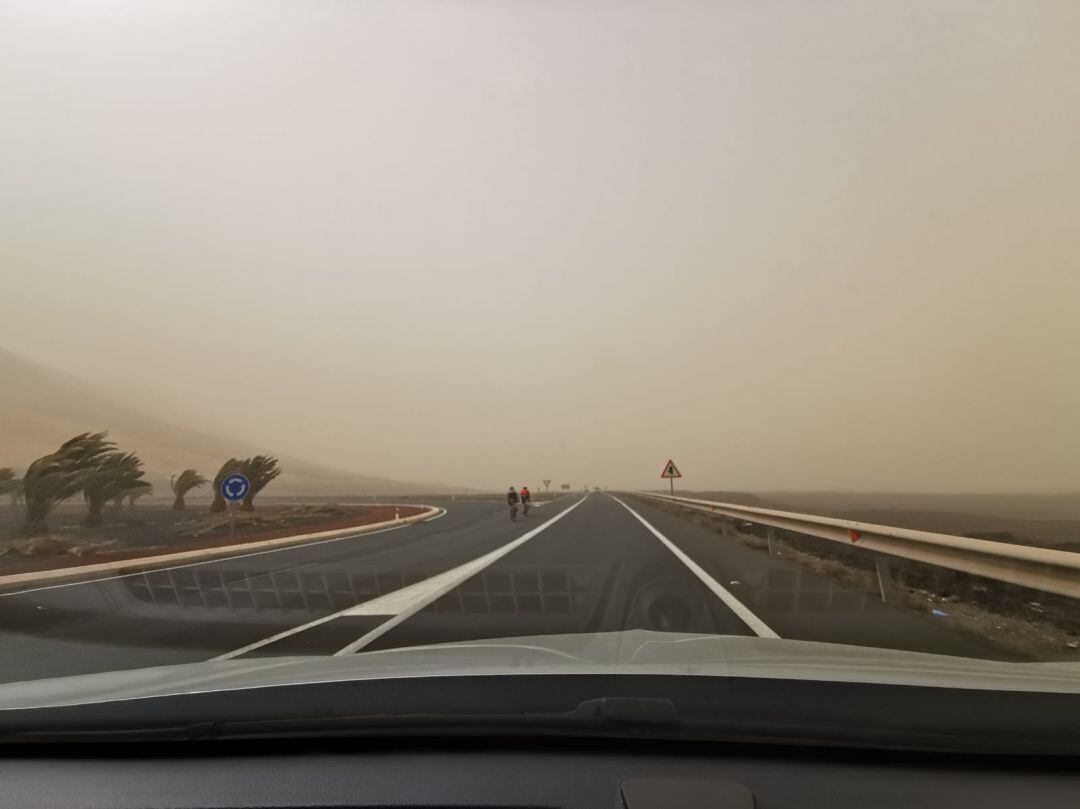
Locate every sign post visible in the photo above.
<box><xmin>542</xmin><ymin>479</ymin><xmax>551</xmax><ymax>499</ymax></box>
<box><xmin>660</xmin><ymin>459</ymin><xmax>682</xmax><ymax>495</ymax></box>
<box><xmin>220</xmin><ymin>473</ymin><xmax>251</xmax><ymax>540</ymax></box>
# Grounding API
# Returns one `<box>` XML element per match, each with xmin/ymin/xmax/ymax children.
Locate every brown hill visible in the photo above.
<box><xmin>0</xmin><ymin>347</ymin><xmax>449</xmax><ymax>497</ymax></box>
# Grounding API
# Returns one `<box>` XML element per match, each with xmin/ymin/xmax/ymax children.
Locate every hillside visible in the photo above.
<box><xmin>0</xmin><ymin>348</ymin><xmax>449</xmax><ymax>497</ymax></box>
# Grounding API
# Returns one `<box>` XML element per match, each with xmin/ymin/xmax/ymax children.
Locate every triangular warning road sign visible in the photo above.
<box><xmin>660</xmin><ymin>459</ymin><xmax>682</xmax><ymax>479</ymax></box>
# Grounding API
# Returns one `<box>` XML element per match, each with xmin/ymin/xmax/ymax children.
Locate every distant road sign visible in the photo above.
<box><xmin>660</xmin><ymin>460</ymin><xmax>682</xmax><ymax>479</ymax></box>
<box><xmin>561</xmin><ymin>484</ymin><xmax>570</xmax><ymax>490</ymax></box>
<box><xmin>220</xmin><ymin>473</ymin><xmax>251</xmax><ymax>502</ymax></box>
<box><xmin>543</xmin><ymin>479</ymin><xmax>551</xmax><ymax>488</ymax></box>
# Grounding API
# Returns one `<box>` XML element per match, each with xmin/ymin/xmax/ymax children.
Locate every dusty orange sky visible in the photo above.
<box><xmin>2</xmin><ymin>1</ymin><xmax>1079</xmax><ymax>492</ymax></box>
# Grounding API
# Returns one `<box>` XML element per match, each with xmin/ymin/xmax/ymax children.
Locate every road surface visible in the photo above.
<box><xmin>0</xmin><ymin>494</ymin><xmax>1010</xmax><ymax>683</ymax></box>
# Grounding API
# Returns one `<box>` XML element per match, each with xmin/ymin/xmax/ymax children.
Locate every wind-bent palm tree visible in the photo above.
<box><xmin>238</xmin><ymin>455</ymin><xmax>282</xmax><ymax>511</ymax></box>
<box><xmin>126</xmin><ymin>487</ymin><xmax>152</xmax><ymax>511</ymax></box>
<box><xmin>107</xmin><ymin>482</ymin><xmax>153</xmax><ymax>513</ymax></box>
<box><xmin>22</xmin><ymin>432</ymin><xmax>116</xmax><ymax>534</ymax></box>
<box><xmin>1</xmin><ymin>468</ymin><xmax>24</xmax><ymax>510</ymax></box>
<box><xmin>170</xmin><ymin>469</ymin><xmax>207</xmax><ymax>511</ymax></box>
<box><xmin>209</xmin><ymin>458</ymin><xmax>242</xmax><ymax>513</ymax></box>
<box><xmin>0</xmin><ymin>468</ymin><xmax>17</xmax><ymax>509</ymax></box>
<box><xmin>81</xmin><ymin>451</ymin><xmax>150</xmax><ymax>527</ymax></box>
<box><xmin>9</xmin><ymin>479</ymin><xmax>24</xmax><ymax>509</ymax></box>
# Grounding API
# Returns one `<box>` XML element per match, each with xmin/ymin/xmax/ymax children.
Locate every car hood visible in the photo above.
<box><xmin>0</xmin><ymin>630</ymin><xmax>1078</xmax><ymax>710</ymax></box>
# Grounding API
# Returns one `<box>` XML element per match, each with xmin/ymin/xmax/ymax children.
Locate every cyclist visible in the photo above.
<box><xmin>507</xmin><ymin>486</ymin><xmax>520</xmax><ymax>521</ymax></box>
<box><xmin>520</xmin><ymin>486</ymin><xmax>531</xmax><ymax>517</ymax></box>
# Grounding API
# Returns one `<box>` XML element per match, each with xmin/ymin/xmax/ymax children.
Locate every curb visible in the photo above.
<box><xmin>0</xmin><ymin>505</ymin><xmax>442</xmax><ymax>592</ymax></box>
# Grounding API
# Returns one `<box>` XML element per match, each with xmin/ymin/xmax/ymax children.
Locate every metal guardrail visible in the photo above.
<box><xmin>633</xmin><ymin>492</ymin><xmax>1080</xmax><ymax>599</ymax></box>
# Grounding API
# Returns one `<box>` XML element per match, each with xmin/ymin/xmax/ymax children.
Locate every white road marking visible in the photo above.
<box><xmin>211</xmin><ymin>600</ymin><xmax>374</xmax><ymax>662</ymax></box>
<box><xmin>0</xmin><ymin>509</ymin><xmax>447</xmax><ymax>599</ymax></box>
<box><xmin>610</xmin><ymin>496</ymin><xmax>779</xmax><ymax>639</ymax></box>
<box><xmin>214</xmin><ymin>496</ymin><xmax>588</xmax><ymax>661</ymax></box>
<box><xmin>333</xmin><ymin>495</ymin><xmax>590</xmax><ymax>655</ymax></box>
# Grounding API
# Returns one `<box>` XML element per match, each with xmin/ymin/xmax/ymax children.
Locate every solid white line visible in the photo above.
<box><xmin>0</xmin><ymin>508</ymin><xmax>447</xmax><ymax>599</ymax></box>
<box><xmin>214</xmin><ymin>496</ymin><xmax>588</xmax><ymax>661</ymax></box>
<box><xmin>610</xmin><ymin>496</ymin><xmax>779</xmax><ymax>639</ymax></box>
<box><xmin>416</xmin><ymin>509</ymin><xmax>448</xmax><ymax>523</ymax></box>
<box><xmin>332</xmin><ymin>495</ymin><xmax>590</xmax><ymax>655</ymax></box>
<box><xmin>211</xmin><ymin>598</ymin><xmax>372</xmax><ymax>662</ymax></box>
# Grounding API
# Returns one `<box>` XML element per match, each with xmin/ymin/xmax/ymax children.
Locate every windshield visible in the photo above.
<box><xmin>1</xmin><ymin>0</ymin><xmax>1079</xmax><ymax>743</ymax></box>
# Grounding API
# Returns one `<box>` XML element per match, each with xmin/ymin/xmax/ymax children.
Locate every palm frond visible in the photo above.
<box><xmin>22</xmin><ymin>432</ymin><xmax>116</xmax><ymax>529</ymax></box>
<box><xmin>239</xmin><ymin>455</ymin><xmax>282</xmax><ymax>495</ymax></box>
<box><xmin>213</xmin><ymin>458</ymin><xmax>242</xmax><ymax>487</ymax></box>
<box><xmin>171</xmin><ymin>468</ymin><xmax>207</xmax><ymax>497</ymax></box>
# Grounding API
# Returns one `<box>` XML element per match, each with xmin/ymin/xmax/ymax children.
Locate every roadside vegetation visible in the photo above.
<box><xmin>21</xmin><ymin>432</ymin><xmax>116</xmax><ymax>534</ymax></box>
<box><xmin>0</xmin><ymin>468</ymin><xmax>21</xmax><ymax>509</ymax></box>
<box><xmin>237</xmin><ymin>455</ymin><xmax>281</xmax><ymax>511</ymax></box>
<box><xmin>81</xmin><ymin>450</ymin><xmax>151</xmax><ymax>527</ymax></box>
<box><xmin>6</xmin><ymin>433</ymin><xmax>285</xmax><ymax>534</ymax></box>
<box><xmin>208</xmin><ymin>456</ymin><xmax>281</xmax><ymax>513</ymax></box>
<box><xmin>170</xmin><ymin>469</ymin><xmax>207</xmax><ymax>511</ymax></box>
<box><xmin>209</xmin><ymin>458</ymin><xmax>242</xmax><ymax>513</ymax></box>
<box><xmin>124</xmin><ymin>487</ymin><xmax>153</xmax><ymax>511</ymax></box>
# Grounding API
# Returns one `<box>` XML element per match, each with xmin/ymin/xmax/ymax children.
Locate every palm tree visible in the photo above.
<box><xmin>9</xmin><ymin>479</ymin><xmax>24</xmax><ymax>509</ymax></box>
<box><xmin>22</xmin><ymin>432</ymin><xmax>115</xmax><ymax>534</ymax></box>
<box><xmin>238</xmin><ymin>455</ymin><xmax>282</xmax><ymax>511</ymax></box>
<box><xmin>81</xmin><ymin>451</ymin><xmax>150</xmax><ymax>527</ymax></box>
<box><xmin>1</xmin><ymin>469</ymin><xmax>24</xmax><ymax>510</ymax></box>
<box><xmin>170</xmin><ymin>469</ymin><xmax>207</xmax><ymax>511</ymax></box>
<box><xmin>126</xmin><ymin>487</ymin><xmax>152</xmax><ymax>511</ymax></box>
<box><xmin>106</xmin><ymin>482</ymin><xmax>153</xmax><ymax>513</ymax></box>
<box><xmin>209</xmin><ymin>458</ymin><xmax>242</xmax><ymax>513</ymax></box>
<box><xmin>0</xmin><ymin>468</ymin><xmax>16</xmax><ymax>508</ymax></box>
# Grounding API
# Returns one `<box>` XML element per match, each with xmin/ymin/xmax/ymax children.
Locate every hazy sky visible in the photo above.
<box><xmin>3</xmin><ymin>0</ymin><xmax>1080</xmax><ymax>492</ymax></box>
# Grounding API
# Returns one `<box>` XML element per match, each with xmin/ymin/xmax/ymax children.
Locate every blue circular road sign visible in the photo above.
<box><xmin>220</xmin><ymin>473</ymin><xmax>251</xmax><ymax>502</ymax></box>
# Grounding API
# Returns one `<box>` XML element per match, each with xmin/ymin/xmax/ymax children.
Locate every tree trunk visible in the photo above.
<box><xmin>240</xmin><ymin>494</ymin><xmax>255</xmax><ymax>512</ymax></box>
<box><xmin>23</xmin><ymin>497</ymin><xmax>50</xmax><ymax>536</ymax></box>
<box><xmin>173</xmin><ymin>494</ymin><xmax>186</xmax><ymax>511</ymax></box>
<box><xmin>209</xmin><ymin>493</ymin><xmax>227</xmax><ymax>513</ymax></box>
<box><xmin>84</xmin><ymin>501</ymin><xmax>104</xmax><ymax>527</ymax></box>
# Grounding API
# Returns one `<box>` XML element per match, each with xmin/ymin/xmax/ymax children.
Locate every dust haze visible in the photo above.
<box><xmin>2</xmin><ymin>1</ymin><xmax>1079</xmax><ymax>493</ymax></box>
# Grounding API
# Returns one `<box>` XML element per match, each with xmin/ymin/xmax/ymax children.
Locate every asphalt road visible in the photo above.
<box><xmin>0</xmin><ymin>494</ymin><xmax>1010</xmax><ymax>684</ymax></box>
